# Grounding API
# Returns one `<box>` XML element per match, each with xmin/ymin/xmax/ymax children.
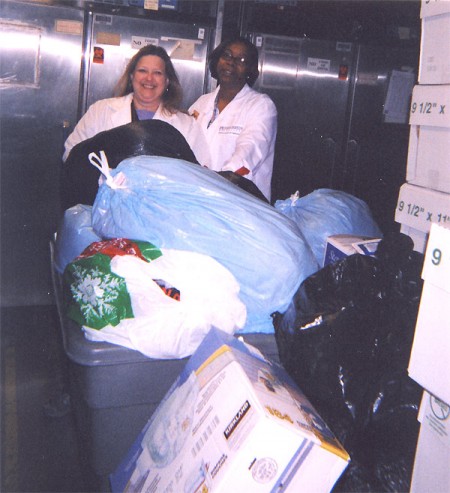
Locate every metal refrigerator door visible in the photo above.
<box><xmin>82</xmin><ymin>12</ymin><xmax>211</xmax><ymax>115</ymax></box>
<box><xmin>342</xmin><ymin>44</ymin><xmax>417</xmax><ymax>233</ymax></box>
<box><xmin>0</xmin><ymin>0</ymin><xmax>84</xmax><ymax>306</ymax></box>
<box><xmin>249</xmin><ymin>33</ymin><xmax>356</xmax><ymax>201</ymax></box>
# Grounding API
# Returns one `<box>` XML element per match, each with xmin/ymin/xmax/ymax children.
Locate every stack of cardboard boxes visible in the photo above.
<box><xmin>395</xmin><ymin>0</ymin><xmax>450</xmax><ymax>252</ymax></box>
<box><xmin>408</xmin><ymin>224</ymin><xmax>450</xmax><ymax>492</ymax></box>
<box><xmin>395</xmin><ymin>1</ymin><xmax>450</xmax><ymax>491</ymax></box>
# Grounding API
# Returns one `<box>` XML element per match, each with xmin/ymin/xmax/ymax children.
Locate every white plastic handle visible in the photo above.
<box><xmin>88</xmin><ymin>151</ymin><xmax>121</xmax><ymax>189</ymax></box>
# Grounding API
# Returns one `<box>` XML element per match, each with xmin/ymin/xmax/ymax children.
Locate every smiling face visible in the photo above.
<box><xmin>216</xmin><ymin>41</ymin><xmax>252</xmax><ymax>91</ymax></box>
<box><xmin>131</xmin><ymin>55</ymin><xmax>168</xmax><ymax>111</ymax></box>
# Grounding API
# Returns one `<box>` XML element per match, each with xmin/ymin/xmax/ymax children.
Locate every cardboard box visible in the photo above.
<box><xmin>395</xmin><ymin>183</ymin><xmax>450</xmax><ymax>234</ymax></box>
<box><xmin>410</xmin><ymin>390</ymin><xmax>450</xmax><ymax>493</ymax></box>
<box><xmin>421</xmin><ymin>0</ymin><xmax>450</xmax><ymax>18</ymax></box>
<box><xmin>408</xmin><ymin>224</ymin><xmax>450</xmax><ymax>405</ymax></box>
<box><xmin>323</xmin><ymin>234</ymin><xmax>381</xmax><ymax>267</ymax></box>
<box><xmin>419</xmin><ymin>12</ymin><xmax>450</xmax><ymax>84</ymax></box>
<box><xmin>406</xmin><ymin>85</ymin><xmax>450</xmax><ymax>193</ymax></box>
<box><xmin>409</xmin><ymin>84</ymin><xmax>450</xmax><ymax>128</ymax></box>
<box><xmin>110</xmin><ymin>328</ymin><xmax>349</xmax><ymax>493</ymax></box>
<box><xmin>407</xmin><ymin>124</ymin><xmax>450</xmax><ymax>194</ymax></box>
<box><xmin>400</xmin><ymin>224</ymin><xmax>428</xmax><ymax>254</ymax></box>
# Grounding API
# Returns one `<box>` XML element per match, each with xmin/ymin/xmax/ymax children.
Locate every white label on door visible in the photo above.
<box><xmin>131</xmin><ymin>37</ymin><xmax>159</xmax><ymax>50</ymax></box>
<box><xmin>307</xmin><ymin>57</ymin><xmax>331</xmax><ymax>73</ymax></box>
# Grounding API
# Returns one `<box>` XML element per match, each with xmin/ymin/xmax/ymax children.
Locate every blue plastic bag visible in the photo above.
<box><xmin>91</xmin><ymin>156</ymin><xmax>319</xmax><ymax>333</ymax></box>
<box><xmin>275</xmin><ymin>189</ymin><xmax>383</xmax><ymax>266</ymax></box>
<box><xmin>54</xmin><ymin>204</ymin><xmax>102</xmax><ymax>274</ymax></box>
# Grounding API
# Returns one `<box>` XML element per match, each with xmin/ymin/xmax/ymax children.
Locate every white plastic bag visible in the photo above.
<box><xmin>82</xmin><ymin>249</ymin><xmax>246</xmax><ymax>359</ymax></box>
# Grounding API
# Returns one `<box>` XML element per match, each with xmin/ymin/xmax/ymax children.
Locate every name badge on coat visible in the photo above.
<box><xmin>218</xmin><ymin>125</ymin><xmax>243</xmax><ymax>135</ymax></box>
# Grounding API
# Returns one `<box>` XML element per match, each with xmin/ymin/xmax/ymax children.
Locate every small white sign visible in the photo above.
<box><xmin>307</xmin><ymin>57</ymin><xmax>331</xmax><ymax>73</ymax></box>
<box><xmin>131</xmin><ymin>36</ymin><xmax>159</xmax><ymax>50</ymax></box>
<box><xmin>55</xmin><ymin>19</ymin><xmax>83</xmax><ymax>36</ymax></box>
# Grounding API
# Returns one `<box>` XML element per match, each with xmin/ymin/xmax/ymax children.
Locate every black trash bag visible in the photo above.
<box><xmin>61</xmin><ymin>119</ymin><xmax>268</xmax><ymax>211</ymax></box>
<box><xmin>272</xmin><ymin>232</ymin><xmax>424</xmax><ymax>492</ymax></box>
<box><xmin>61</xmin><ymin>120</ymin><xmax>199</xmax><ymax>211</ymax></box>
<box><xmin>217</xmin><ymin>170</ymin><xmax>269</xmax><ymax>203</ymax></box>
<box><xmin>273</xmin><ymin>253</ymin><xmax>381</xmax><ymax>432</ymax></box>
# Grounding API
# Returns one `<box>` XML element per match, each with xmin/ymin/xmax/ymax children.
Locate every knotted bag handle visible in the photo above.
<box><xmin>88</xmin><ymin>151</ymin><xmax>124</xmax><ymax>189</ymax></box>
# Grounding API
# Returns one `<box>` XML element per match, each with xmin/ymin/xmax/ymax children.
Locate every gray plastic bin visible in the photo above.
<box><xmin>50</xmin><ymin>242</ymin><xmax>280</xmax><ymax>492</ymax></box>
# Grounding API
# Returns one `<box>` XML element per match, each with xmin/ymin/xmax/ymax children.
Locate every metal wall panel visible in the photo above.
<box><xmin>250</xmin><ymin>33</ymin><xmax>357</xmax><ymax>200</ymax></box>
<box><xmin>1</xmin><ymin>0</ymin><xmax>85</xmax><ymax>307</ymax></box>
<box><xmin>82</xmin><ymin>11</ymin><xmax>211</xmax><ymax>115</ymax></box>
<box><xmin>0</xmin><ymin>1</ymin><xmax>214</xmax><ymax>307</ymax></box>
<box><xmin>248</xmin><ymin>32</ymin><xmax>416</xmax><ymax>233</ymax></box>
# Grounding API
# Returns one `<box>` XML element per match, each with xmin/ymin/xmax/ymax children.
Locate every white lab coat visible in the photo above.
<box><xmin>189</xmin><ymin>84</ymin><xmax>278</xmax><ymax>201</ymax></box>
<box><xmin>63</xmin><ymin>93</ymin><xmax>209</xmax><ymax>165</ymax></box>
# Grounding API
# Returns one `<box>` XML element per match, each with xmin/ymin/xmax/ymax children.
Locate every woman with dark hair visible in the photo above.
<box><xmin>189</xmin><ymin>37</ymin><xmax>278</xmax><ymax>201</ymax></box>
<box><xmin>63</xmin><ymin>45</ymin><xmax>207</xmax><ymax>164</ymax></box>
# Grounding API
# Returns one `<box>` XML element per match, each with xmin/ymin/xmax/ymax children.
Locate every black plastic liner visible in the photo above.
<box><xmin>61</xmin><ymin>119</ymin><xmax>268</xmax><ymax>212</ymax></box>
<box><xmin>61</xmin><ymin>120</ymin><xmax>199</xmax><ymax>211</ymax></box>
<box><xmin>272</xmin><ymin>233</ymin><xmax>424</xmax><ymax>492</ymax></box>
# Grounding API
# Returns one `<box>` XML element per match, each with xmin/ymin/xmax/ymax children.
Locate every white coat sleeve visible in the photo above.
<box><xmin>63</xmin><ymin>103</ymin><xmax>101</xmax><ymax>161</ymax></box>
<box><xmin>62</xmin><ymin>99</ymin><xmax>121</xmax><ymax>162</ymax></box>
<box><xmin>182</xmin><ymin>119</ymin><xmax>211</xmax><ymax>167</ymax></box>
<box><xmin>221</xmin><ymin>96</ymin><xmax>277</xmax><ymax>177</ymax></box>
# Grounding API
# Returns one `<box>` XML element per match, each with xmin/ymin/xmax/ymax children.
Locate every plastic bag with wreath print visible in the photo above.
<box><xmin>64</xmin><ymin>238</ymin><xmax>163</xmax><ymax>329</ymax></box>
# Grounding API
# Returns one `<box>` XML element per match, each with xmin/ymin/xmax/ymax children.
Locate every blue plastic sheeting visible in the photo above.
<box><xmin>275</xmin><ymin>189</ymin><xmax>383</xmax><ymax>266</ymax></box>
<box><xmin>91</xmin><ymin>156</ymin><xmax>319</xmax><ymax>334</ymax></box>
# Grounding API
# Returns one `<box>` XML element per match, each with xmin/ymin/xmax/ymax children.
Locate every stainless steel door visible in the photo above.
<box><xmin>249</xmin><ymin>33</ymin><xmax>357</xmax><ymax>201</ymax></box>
<box><xmin>1</xmin><ymin>0</ymin><xmax>84</xmax><ymax>306</ymax></box>
<box><xmin>81</xmin><ymin>11</ymin><xmax>211</xmax><ymax>116</ymax></box>
<box><xmin>247</xmin><ymin>32</ymin><xmax>416</xmax><ymax>233</ymax></box>
<box><xmin>343</xmin><ymin>44</ymin><xmax>417</xmax><ymax>233</ymax></box>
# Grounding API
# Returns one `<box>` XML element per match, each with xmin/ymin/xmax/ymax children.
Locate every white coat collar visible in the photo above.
<box><xmin>216</xmin><ymin>83</ymin><xmax>252</xmax><ymax>101</ymax></box>
<box><xmin>109</xmin><ymin>93</ymin><xmax>169</xmax><ymax>126</ymax></box>
<box><xmin>109</xmin><ymin>93</ymin><xmax>134</xmax><ymax>127</ymax></box>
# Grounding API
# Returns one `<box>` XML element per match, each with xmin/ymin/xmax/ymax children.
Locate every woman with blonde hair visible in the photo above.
<box><xmin>63</xmin><ymin>45</ymin><xmax>207</xmax><ymax>164</ymax></box>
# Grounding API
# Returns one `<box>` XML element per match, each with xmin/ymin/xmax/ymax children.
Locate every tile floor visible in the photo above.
<box><xmin>1</xmin><ymin>305</ymin><xmax>91</xmax><ymax>493</ymax></box>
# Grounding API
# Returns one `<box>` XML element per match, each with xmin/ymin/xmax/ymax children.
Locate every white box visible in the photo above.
<box><xmin>408</xmin><ymin>281</ymin><xmax>450</xmax><ymax>404</ymax></box>
<box><xmin>409</xmin><ymin>84</ymin><xmax>450</xmax><ymax>128</ymax></box>
<box><xmin>421</xmin><ymin>0</ymin><xmax>450</xmax><ymax>18</ymax></box>
<box><xmin>408</xmin><ymin>224</ymin><xmax>450</xmax><ymax>404</ymax></box>
<box><xmin>410</xmin><ymin>390</ymin><xmax>450</xmax><ymax>493</ymax></box>
<box><xmin>419</xmin><ymin>12</ymin><xmax>450</xmax><ymax>84</ymax></box>
<box><xmin>400</xmin><ymin>224</ymin><xmax>429</xmax><ymax>253</ymax></box>
<box><xmin>323</xmin><ymin>234</ymin><xmax>381</xmax><ymax>267</ymax></box>
<box><xmin>407</xmin><ymin>124</ymin><xmax>450</xmax><ymax>193</ymax></box>
<box><xmin>406</xmin><ymin>85</ymin><xmax>450</xmax><ymax>193</ymax></box>
<box><xmin>407</xmin><ymin>124</ymin><xmax>450</xmax><ymax>194</ymax></box>
<box><xmin>110</xmin><ymin>328</ymin><xmax>350</xmax><ymax>493</ymax></box>
<box><xmin>420</xmin><ymin>222</ymin><xmax>450</xmax><ymax>289</ymax></box>
<box><xmin>395</xmin><ymin>183</ymin><xmax>450</xmax><ymax>234</ymax></box>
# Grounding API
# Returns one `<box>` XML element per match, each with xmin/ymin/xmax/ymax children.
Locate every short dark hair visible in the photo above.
<box><xmin>208</xmin><ymin>37</ymin><xmax>260</xmax><ymax>87</ymax></box>
<box><xmin>114</xmin><ymin>45</ymin><xmax>183</xmax><ymax>114</ymax></box>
